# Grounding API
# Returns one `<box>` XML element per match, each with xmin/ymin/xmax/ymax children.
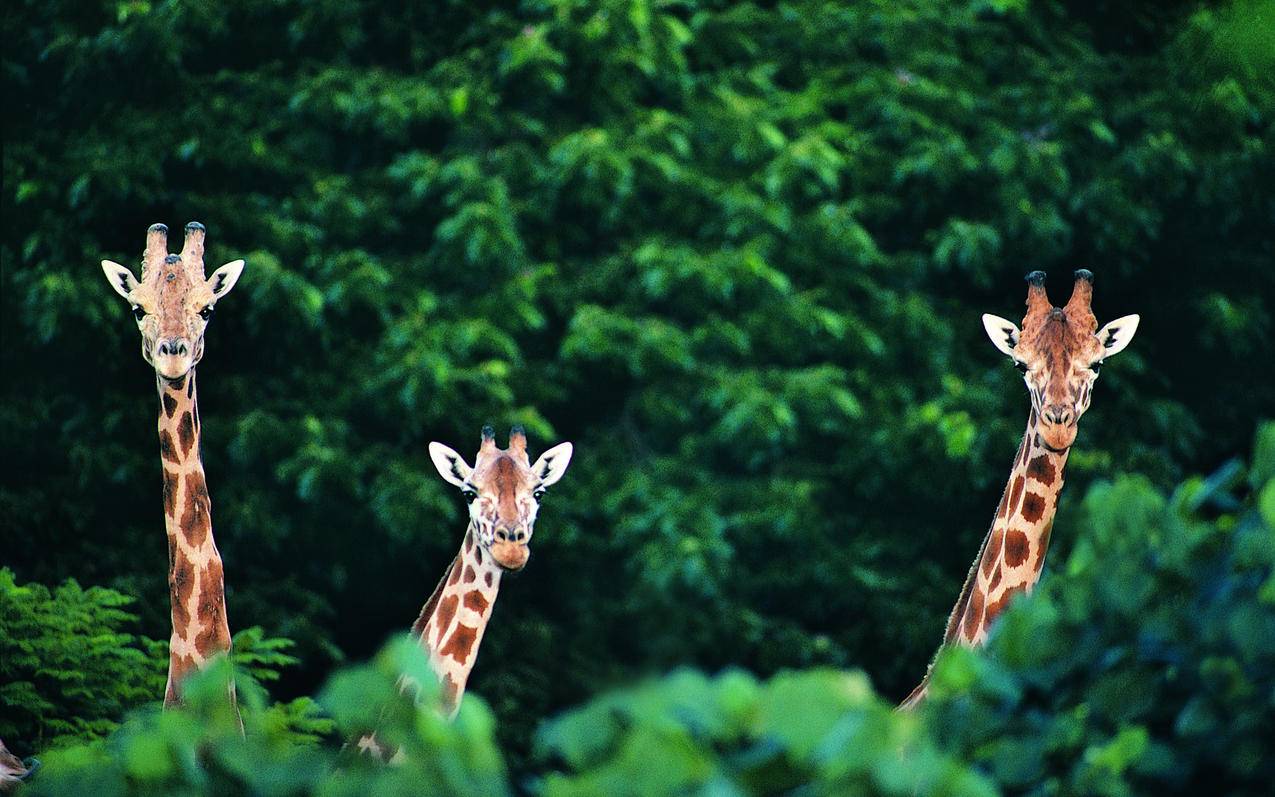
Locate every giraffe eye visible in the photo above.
<box><xmin>199</xmin><ymin>306</ymin><xmax>213</xmax><ymax>320</ymax></box>
<box><xmin>462</xmin><ymin>488</ymin><xmax>478</xmax><ymax>504</ymax></box>
<box><xmin>1014</xmin><ymin>361</ymin><xmax>1029</xmax><ymax>373</ymax></box>
<box><xmin>533</xmin><ymin>488</ymin><xmax>546</xmax><ymax>502</ymax></box>
<box><xmin>132</xmin><ymin>305</ymin><xmax>146</xmax><ymax>321</ymax></box>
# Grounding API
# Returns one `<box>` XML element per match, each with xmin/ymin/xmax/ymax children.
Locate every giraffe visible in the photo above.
<box><xmin>899</xmin><ymin>270</ymin><xmax>1139</xmax><ymax>709</ymax></box>
<box><xmin>100</xmin><ymin>222</ymin><xmax>245</xmax><ymax>719</ymax></box>
<box><xmin>357</xmin><ymin>425</ymin><xmax>573</xmax><ymax>757</ymax></box>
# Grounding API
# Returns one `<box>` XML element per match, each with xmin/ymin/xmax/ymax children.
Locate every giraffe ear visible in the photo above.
<box><xmin>531</xmin><ymin>442</ymin><xmax>573</xmax><ymax>487</ymax></box>
<box><xmin>982</xmin><ymin>313</ymin><xmax>1020</xmax><ymax>358</ymax></box>
<box><xmin>101</xmin><ymin>260</ymin><xmax>140</xmax><ymax>300</ymax></box>
<box><xmin>429</xmin><ymin>442</ymin><xmax>473</xmax><ymax>488</ymax></box>
<box><xmin>207</xmin><ymin>260</ymin><xmax>245</xmax><ymax>300</ymax></box>
<box><xmin>1095</xmin><ymin>314</ymin><xmax>1140</xmax><ymax>358</ymax></box>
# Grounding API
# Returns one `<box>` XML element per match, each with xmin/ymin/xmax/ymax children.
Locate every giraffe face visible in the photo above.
<box><xmin>101</xmin><ymin>223</ymin><xmax>244</xmax><ymax>382</ymax></box>
<box><xmin>429</xmin><ymin>427</ymin><xmax>573</xmax><ymax>571</ymax></box>
<box><xmin>982</xmin><ymin>271</ymin><xmax>1138</xmax><ymax>452</ymax></box>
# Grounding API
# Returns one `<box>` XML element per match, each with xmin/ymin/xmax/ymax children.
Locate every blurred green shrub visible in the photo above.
<box><xmin>20</xmin><ymin>423</ymin><xmax>1272</xmax><ymax>795</ymax></box>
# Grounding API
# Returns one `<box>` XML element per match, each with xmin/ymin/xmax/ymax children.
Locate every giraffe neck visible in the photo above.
<box><xmin>156</xmin><ymin>370</ymin><xmax>237</xmax><ymax>714</ymax></box>
<box><xmin>901</xmin><ymin>413</ymin><xmax>1069</xmax><ymax>709</ymax></box>
<box><xmin>409</xmin><ymin>526</ymin><xmax>505</xmax><ymax>718</ymax></box>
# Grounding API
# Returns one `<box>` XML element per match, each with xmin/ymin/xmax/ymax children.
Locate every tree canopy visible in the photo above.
<box><xmin>2</xmin><ymin>0</ymin><xmax>1273</xmax><ymax>791</ymax></box>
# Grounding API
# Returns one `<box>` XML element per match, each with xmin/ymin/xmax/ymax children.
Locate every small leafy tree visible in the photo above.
<box><xmin>0</xmin><ymin>569</ymin><xmax>165</xmax><ymax>755</ymax></box>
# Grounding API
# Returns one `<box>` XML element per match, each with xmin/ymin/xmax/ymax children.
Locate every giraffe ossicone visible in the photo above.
<box><xmin>900</xmin><ymin>270</ymin><xmax>1139</xmax><ymax>709</ymax></box>
<box><xmin>99</xmin><ymin>222</ymin><xmax>245</xmax><ymax>723</ymax></box>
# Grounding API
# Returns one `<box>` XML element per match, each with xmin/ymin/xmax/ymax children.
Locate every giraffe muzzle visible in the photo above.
<box><xmin>490</xmin><ymin>539</ymin><xmax>530</xmax><ymax>571</ymax></box>
<box><xmin>153</xmin><ymin>337</ymin><xmax>194</xmax><ymax>380</ymax></box>
<box><xmin>1037</xmin><ymin>406</ymin><xmax>1078</xmax><ymax>451</ymax></box>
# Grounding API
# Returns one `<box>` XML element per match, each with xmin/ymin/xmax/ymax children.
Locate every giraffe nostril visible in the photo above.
<box><xmin>495</xmin><ymin>529</ymin><xmax>508</xmax><ymax>542</ymax></box>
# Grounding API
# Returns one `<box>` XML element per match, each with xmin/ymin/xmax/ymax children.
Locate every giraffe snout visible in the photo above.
<box><xmin>156</xmin><ymin>337</ymin><xmax>189</xmax><ymax>358</ymax></box>
<box><xmin>495</xmin><ymin>526</ymin><xmax>527</xmax><ymax>544</ymax></box>
<box><xmin>153</xmin><ymin>337</ymin><xmax>194</xmax><ymax>380</ymax></box>
<box><xmin>1042</xmin><ymin>404</ymin><xmax>1074</xmax><ymax>427</ymax></box>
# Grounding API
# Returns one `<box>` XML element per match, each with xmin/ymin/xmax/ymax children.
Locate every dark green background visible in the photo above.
<box><xmin>3</xmin><ymin>0</ymin><xmax>1273</xmax><ymax>775</ymax></box>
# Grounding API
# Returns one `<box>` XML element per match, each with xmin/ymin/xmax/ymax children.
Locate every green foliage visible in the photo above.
<box><xmin>21</xmin><ymin>424</ymin><xmax>1274</xmax><ymax>794</ymax></box>
<box><xmin>2</xmin><ymin>0</ymin><xmax>1272</xmax><ymax>774</ymax></box>
<box><xmin>920</xmin><ymin>423</ymin><xmax>1275</xmax><ymax>796</ymax></box>
<box><xmin>537</xmin><ymin>669</ymin><xmax>994</xmax><ymax>797</ymax></box>
<box><xmin>0</xmin><ymin>568</ymin><xmax>165</xmax><ymax>756</ymax></box>
<box><xmin>25</xmin><ymin>640</ymin><xmax>507</xmax><ymax>797</ymax></box>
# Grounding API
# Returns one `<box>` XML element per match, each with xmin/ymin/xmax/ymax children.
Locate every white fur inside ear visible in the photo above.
<box><xmin>532</xmin><ymin>442</ymin><xmax>573</xmax><ymax>487</ymax></box>
<box><xmin>207</xmin><ymin>260</ymin><xmax>245</xmax><ymax>299</ymax></box>
<box><xmin>1096</xmin><ymin>314</ymin><xmax>1140</xmax><ymax>357</ymax></box>
<box><xmin>428</xmin><ymin>442</ymin><xmax>473</xmax><ymax>488</ymax></box>
<box><xmin>982</xmin><ymin>313</ymin><xmax>1020</xmax><ymax>358</ymax></box>
<box><xmin>101</xmin><ymin>260</ymin><xmax>139</xmax><ymax>300</ymax></box>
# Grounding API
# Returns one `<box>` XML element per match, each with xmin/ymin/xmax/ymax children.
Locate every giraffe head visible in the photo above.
<box><xmin>101</xmin><ymin>223</ymin><xmax>244</xmax><ymax>382</ymax></box>
<box><xmin>428</xmin><ymin>426</ymin><xmax>573</xmax><ymax>571</ymax></box>
<box><xmin>982</xmin><ymin>270</ymin><xmax>1139</xmax><ymax>452</ymax></box>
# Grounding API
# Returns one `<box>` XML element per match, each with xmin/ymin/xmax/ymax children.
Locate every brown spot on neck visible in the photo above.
<box><xmin>1003</xmin><ymin>529</ymin><xmax>1030</xmax><ymax>567</ymax></box>
<box><xmin>462</xmin><ymin>590</ymin><xmax>489</xmax><ymax>614</ymax></box>
<box><xmin>412</xmin><ymin>557</ymin><xmax>457</xmax><ymax>640</ymax></box>
<box><xmin>177</xmin><ymin>412</ymin><xmax>196</xmax><ymax>456</ymax></box>
<box><xmin>159</xmin><ymin>430</ymin><xmax>180</xmax><ymax>464</ymax></box>
<box><xmin>980</xmin><ymin>526</ymin><xmax>1003</xmax><ymax>578</ymax></box>
<box><xmin>171</xmin><ymin>557</ymin><xmax>194</xmax><ymax>629</ymax></box>
<box><xmin>434</xmin><ymin>594</ymin><xmax>459</xmax><ymax>644</ymax></box>
<box><xmin>1026</xmin><ymin>454</ymin><xmax>1056</xmax><ymax>486</ymax></box>
<box><xmin>962</xmin><ymin>588</ymin><xmax>985</xmax><ymax>640</ymax></box>
<box><xmin>439</xmin><ymin>623</ymin><xmax>479</xmax><ymax>665</ymax></box>
<box><xmin>180</xmin><ymin>471</ymin><xmax>211</xmax><ymax>547</ymax></box>
<box><xmin>1008</xmin><ymin>474</ymin><xmax>1025</xmax><ymax>515</ymax></box>
<box><xmin>1020</xmin><ymin>492</ymin><xmax>1047</xmax><ymax>523</ymax></box>
<box><xmin>162</xmin><ymin>469</ymin><xmax>179</xmax><ymax>517</ymax></box>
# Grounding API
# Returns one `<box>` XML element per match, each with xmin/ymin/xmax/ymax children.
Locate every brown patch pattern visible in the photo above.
<box><xmin>1026</xmin><ymin>455</ymin><xmax>1055</xmax><ymax>486</ymax></box>
<box><xmin>434</xmin><ymin>595</ymin><xmax>459</xmax><ymax>643</ymax></box>
<box><xmin>447</xmin><ymin>559</ymin><xmax>462</xmax><ymax>586</ymax></box>
<box><xmin>1034</xmin><ymin>520</ymin><xmax>1054</xmax><ymax>572</ymax></box>
<box><xmin>162</xmin><ymin>392</ymin><xmax>179</xmax><ymax>418</ymax></box>
<box><xmin>985</xmin><ymin>585</ymin><xmax>1023</xmax><ymax>625</ymax></box>
<box><xmin>171</xmin><ymin>557</ymin><xmax>194</xmax><ymax>628</ymax></box>
<box><xmin>1004</xmin><ymin>530</ymin><xmax>1030</xmax><ymax>567</ymax></box>
<box><xmin>177</xmin><ymin>412</ymin><xmax>196</xmax><ymax>456</ymax></box>
<box><xmin>159</xmin><ymin>430</ymin><xmax>180</xmax><ymax>464</ymax></box>
<box><xmin>162</xmin><ymin>469</ymin><xmax>179</xmax><ymax>517</ymax></box>
<box><xmin>180</xmin><ymin>472</ymin><xmax>211</xmax><ymax>547</ymax></box>
<box><xmin>1020</xmin><ymin>492</ymin><xmax>1047</xmax><ymax>523</ymax></box>
<box><xmin>1008</xmin><ymin>475</ymin><xmax>1025</xmax><ymax>516</ymax></box>
<box><xmin>988</xmin><ymin>564</ymin><xmax>1002</xmax><ymax>591</ymax></box>
<box><xmin>981</xmin><ymin>526</ymin><xmax>1004</xmax><ymax>578</ymax></box>
<box><xmin>440</xmin><ymin>623</ymin><xmax>479</xmax><ymax>665</ymax></box>
<box><xmin>963</xmin><ymin>588</ymin><xmax>985</xmax><ymax>640</ymax></box>
<box><xmin>463</xmin><ymin>565</ymin><xmax>476</xmax><ymax>583</ymax></box>
<box><xmin>462</xmin><ymin>590</ymin><xmax>489</xmax><ymax>614</ymax></box>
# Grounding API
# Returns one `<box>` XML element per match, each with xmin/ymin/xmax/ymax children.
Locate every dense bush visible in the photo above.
<box><xmin>16</xmin><ymin>424</ymin><xmax>1274</xmax><ymax>794</ymax></box>
<box><xmin>0</xmin><ymin>569</ymin><xmax>165</xmax><ymax>756</ymax></box>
